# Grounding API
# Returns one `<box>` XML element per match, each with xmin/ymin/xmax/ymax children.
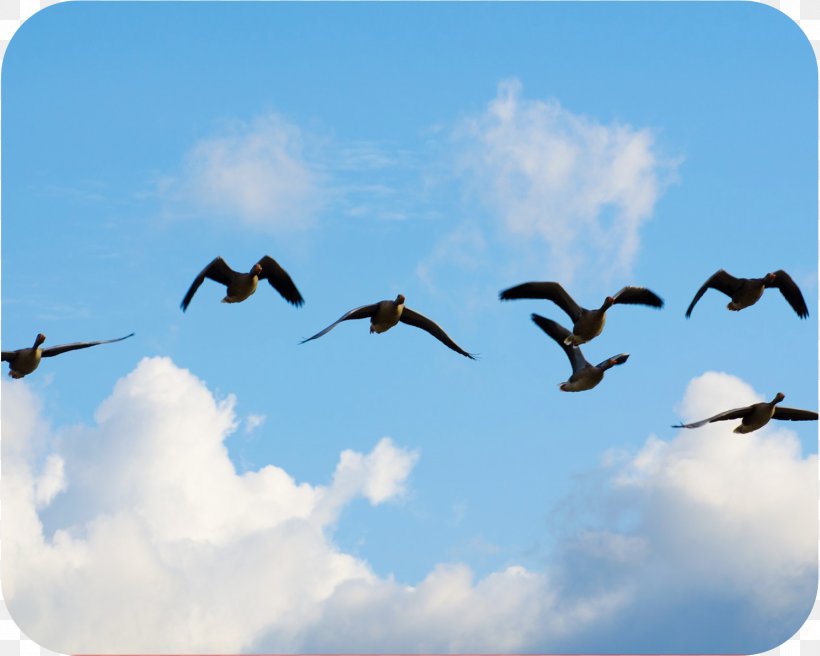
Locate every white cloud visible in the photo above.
<box><xmin>34</xmin><ymin>454</ymin><xmax>66</xmax><ymax>509</ymax></box>
<box><xmin>455</xmin><ymin>79</ymin><xmax>677</xmax><ymax>282</ymax></box>
<box><xmin>613</xmin><ymin>372</ymin><xmax>816</xmax><ymax>610</ymax></box>
<box><xmin>2</xmin><ymin>364</ymin><xmax>813</xmax><ymax>653</ymax></box>
<box><xmin>244</xmin><ymin>413</ymin><xmax>266</xmax><ymax>434</ymax></box>
<box><xmin>2</xmin><ymin>358</ymin><xmax>413</xmax><ymax>653</ymax></box>
<box><xmin>161</xmin><ymin>113</ymin><xmax>322</xmax><ymax>231</ymax></box>
<box><xmin>297</xmin><ymin>564</ymin><xmax>625</xmax><ymax>653</ymax></box>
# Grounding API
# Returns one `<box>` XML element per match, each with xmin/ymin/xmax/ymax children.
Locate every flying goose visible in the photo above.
<box><xmin>2</xmin><ymin>332</ymin><xmax>135</xmax><ymax>379</ymax></box>
<box><xmin>673</xmin><ymin>392</ymin><xmax>817</xmax><ymax>434</ymax></box>
<box><xmin>685</xmin><ymin>269</ymin><xmax>808</xmax><ymax>318</ymax></box>
<box><xmin>531</xmin><ymin>314</ymin><xmax>628</xmax><ymax>392</ymax></box>
<box><xmin>500</xmin><ymin>282</ymin><xmax>663</xmax><ymax>345</ymax></box>
<box><xmin>181</xmin><ymin>256</ymin><xmax>304</xmax><ymax>312</ymax></box>
<box><xmin>300</xmin><ymin>294</ymin><xmax>476</xmax><ymax>359</ymax></box>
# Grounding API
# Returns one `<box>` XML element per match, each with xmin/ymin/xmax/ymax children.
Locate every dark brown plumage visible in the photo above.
<box><xmin>2</xmin><ymin>332</ymin><xmax>135</xmax><ymax>379</ymax></box>
<box><xmin>685</xmin><ymin>269</ymin><xmax>808</xmax><ymax>319</ymax></box>
<box><xmin>673</xmin><ymin>392</ymin><xmax>817</xmax><ymax>434</ymax></box>
<box><xmin>300</xmin><ymin>294</ymin><xmax>476</xmax><ymax>359</ymax></box>
<box><xmin>531</xmin><ymin>314</ymin><xmax>628</xmax><ymax>392</ymax></box>
<box><xmin>500</xmin><ymin>282</ymin><xmax>663</xmax><ymax>345</ymax></box>
<box><xmin>181</xmin><ymin>256</ymin><xmax>304</xmax><ymax>312</ymax></box>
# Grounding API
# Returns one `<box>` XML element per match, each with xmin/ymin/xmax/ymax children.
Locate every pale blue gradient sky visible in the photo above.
<box><xmin>2</xmin><ymin>2</ymin><xmax>817</xmax><ymax>652</ymax></box>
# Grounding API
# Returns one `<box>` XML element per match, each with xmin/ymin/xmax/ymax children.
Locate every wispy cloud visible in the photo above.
<box><xmin>159</xmin><ymin>114</ymin><xmax>323</xmax><ymax>232</ymax></box>
<box><xmin>3</xmin><ymin>363</ymin><xmax>813</xmax><ymax>653</ymax></box>
<box><xmin>453</xmin><ymin>79</ymin><xmax>678</xmax><ymax>283</ymax></box>
<box><xmin>244</xmin><ymin>413</ymin><xmax>266</xmax><ymax>435</ymax></box>
<box><xmin>416</xmin><ymin>223</ymin><xmax>486</xmax><ymax>292</ymax></box>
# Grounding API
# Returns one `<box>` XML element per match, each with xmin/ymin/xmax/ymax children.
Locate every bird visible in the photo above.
<box><xmin>673</xmin><ymin>392</ymin><xmax>818</xmax><ymax>434</ymax></box>
<box><xmin>499</xmin><ymin>281</ymin><xmax>663</xmax><ymax>345</ymax></box>
<box><xmin>531</xmin><ymin>314</ymin><xmax>628</xmax><ymax>392</ymax></box>
<box><xmin>180</xmin><ymin>256</ymin><xmax>304</xmax><ymax>312</ymax></box>
<box><xmin>2</xmin><ymin>332</ymin><xmax>135</xmax><ymax>379</ymax></box>
<box><xmin>300</xmin><ymin>294</ymin><xmax>476</xmax><ymax>359</ymax></box>
<box><xmin>684</xmin><ymin>269</ymin><xmax>808</xmax><ymax>319</ymax></box>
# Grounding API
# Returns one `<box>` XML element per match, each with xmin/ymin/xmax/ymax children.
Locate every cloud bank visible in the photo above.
<box><xmin>3</xmin><ymin>363</ymin><xmax>814</xmax><ymax>653</ymax></box>
<box><xmin>454</xmin><ymin>79</ymin><xmax>677</xmax><ymax>282</ymax></box>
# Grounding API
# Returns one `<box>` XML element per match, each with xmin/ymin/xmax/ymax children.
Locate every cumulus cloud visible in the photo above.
<box><xmin>2</xmin><ymin>364</ymin><xmax>814</xmax><ymax>653</ymax></box>
<box><xmin>2</xmin><ymin>358</ymin><xmax>415</xmax><ymax>653</ymax></box>
<box><xmin>552</xmin><ymin>371</ymin><xmax>817</xmax><ymax>652</ymax></box>
<box><xmin>161</xmin><ymin>113</ymin><xmax>322</xmax><ymax>231</ymax></box>
<box><xmin>454</xmin><ymin>79</ymin><xmax>677</xmax><ymax>282</ymax></box>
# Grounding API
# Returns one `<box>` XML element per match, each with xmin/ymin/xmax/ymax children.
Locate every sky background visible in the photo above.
<box><xmin>1</xmin><ymin>1</ymin><xmax>818</xmax><ymax>653</ymax></box>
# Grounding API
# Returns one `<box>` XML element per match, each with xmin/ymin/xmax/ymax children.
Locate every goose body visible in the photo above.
<box><xmin>369</xmin><ymin>298</ymin><xmax>405</xmax><ymax>334</ymax></box>
<box><xmin>2</xmin><ymin>332</ymin><xmax>135</xmax><ymax>379</ymax></box>
<box><xmin>301</xmin><ymin>294</ymin><xmax>475</xmax><ymax>359</ymax></box>
<box><xmin>531</xmin><ymin>314</ymin><xmax>628</xmax><ymax>391</ymax></box>
<box><xmin>224</xmin><ymin>271</ymin><xmax>260</xmax><ymax>304</ymax></box>
<box><xmin>685</xmin><ymin>270</ymin><xmax>808</xmax><ymax>318</ymax></box>
<box><xmin>181</xmin><ymin>256</ymin><xmax>304</xmax><ymax>311</ymax></box>
<box><xmin>500</xmin><ymin>282</ymin><xmax>663</xmax><ymax>345</ymax></box>
<box><xmin>673</xmin><ymin>392</ymin><xmax>818</xmax><ymax>434</ymax></box>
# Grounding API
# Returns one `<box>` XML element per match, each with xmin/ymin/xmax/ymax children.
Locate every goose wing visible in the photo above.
<box><xmin>300</xmin><ymin>304</ymin><xmax>378</xmax><ymax>344</ymax></box>
<box><xmin>530</xmin><ymin>313</ymin><xmax>587</xmax><ymax>373</ymax></box>
<box><xmin>672</xmin><ymin>404</ymin><xmax>752</xmax><ymax>429</ymax></box>
<box><xmin>765</xmin><ymin>270</ymin><xmax>809</xmax><ymax>318</ymax></box>
<box><xmin>1</xmin><ymin>350</ymin><xmax>20</xmax><ymax>362</ymax></box>
<box><xmin>256</xmin><ymin>256</ymin><xmax>305</xmax><ymax>307</ymax></box>
<box><xmin>685</xmin><ymin>270</ymin><xmax>742</xmax><ymax>318</ymax></box>
<box><xmin>180</xmin><ymin>257</ymin><xmax>238</xmax><ymax>311</ymax></box>
<box><xmin>41</xmin><ymin>333</ymin><xmax>135</xmax><ymax>358</ymax></box>
<box><xmin>499</xmin><ymin>282</ymin><xmax>583</xmax><ymax>322</ymax></box>
<box><xmin>611</xmin><ymin>286</ymin><xmax>664</xmax><ymax>308</ymax></box>
<box><xmin>594</xmin><ymin>353</ymin><xmax>630</xmax><ymax>371</ymax></box>
<box><xmin>773</xmin><ymin>407</ymin><xmax>818</xmax><ymax>421</ymax></box>
<box><xmin>399</xmin><ymin>307</ymin><xmax>476</xmax><ymax>359</ymax></box>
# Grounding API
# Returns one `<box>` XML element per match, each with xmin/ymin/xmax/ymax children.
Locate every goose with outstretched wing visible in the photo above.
<box><xmin>673</xmin><ymin>392</ymin><xmax>817</xmax><ymax>434</ymax></box>
<box><xmin>530</xmin><ymin>314</ymin><xmax>628</xmax><ymax>392</ymax></box>
<box><xmin>300</xmin><ymin>294</ymin><xmax>476</xmax><ymax>359</ymax></box>
<box><xmin>181</xmin><ymin>256</ymin><xmax>304</xmax><ymax>311</ymax></box>
<box><xmin>500</xmin><ymin>281</ymin><xmax>663</xmax><ymax>345</ymax></box>
<box><xmin>685</xmin><ymin>269</ymin><xmax>808</xmax><ymax>318</ymax></box>
<box><xmin>2</xmin><ymin>332</ymin><xmax>135</xmax><ymax>379</ymax></box>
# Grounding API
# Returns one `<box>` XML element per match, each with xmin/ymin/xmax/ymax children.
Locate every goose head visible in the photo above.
<box><xmin>34</xmin><ymin>333</ymin><xmax>46</xmax><ymax>347</ymax></box>
<box><xmin>772</xmin><ymin>392</ymin><xmax>785</xmax><ymax>404</ymax></box>
<box><xmin>251</xmin><ymin>263</ymin><xmax>263</xmax><ymax>276</ymax></box>
<box><xmin>600</xmin><ymin>296</ymin><xmax>616</xmax><ymax>312</ymax></box>
<box><xmin>394</xmin><ymin>294</ymin><xmax>406</xmax><ymax>306</ymax></box>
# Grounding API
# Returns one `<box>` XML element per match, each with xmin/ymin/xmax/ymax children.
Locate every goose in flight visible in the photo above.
<box><xmin>181</xmin><ymin>256</ymin><xmax>304</xmax><ymax>311</ymax></box>
<box><xmin>500</xmin><ymin>282</ymin><xmax>663</xmax><ymax>345</ymax></box>
<box><xmin>531</xmin><ymin>314</ymin><xmax>628</xmax><ymax>392</ymax></box>
<box><xmin>673</xmin><ymin>392</ymin><xmax>817</xmax><ymax>434</ymax></box>
<box><xmin>684</xmin><ymin>269</ymin><xmax>808</xmax><ymax>318</ymax></box>
<box><xmin>300</xmin><ymin>294</ymin><xmax>476</xmax><ymax>359</ymax></box>
<box><xmin>2</xmin><ymin>332</ymin><xmax>135</xmax><ymax>379</ymax></box>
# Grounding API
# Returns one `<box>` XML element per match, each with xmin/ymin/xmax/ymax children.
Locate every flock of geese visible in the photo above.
<box><xmin>2</xmin><ymin>257</ymin><xmax>817</xmax><ymax>435</ymax></box>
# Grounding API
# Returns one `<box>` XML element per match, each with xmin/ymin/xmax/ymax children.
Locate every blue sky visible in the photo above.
<box><xmin>1</xmin><ymin>2</ymin><xmax>817</xmax><ymax>653</ymax></box>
